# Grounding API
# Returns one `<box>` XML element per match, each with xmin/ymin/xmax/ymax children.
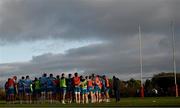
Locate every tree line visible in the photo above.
<box><xmin>111</xmin><ymin>72</ymin><xmax>180</xmax><ymax>97</ymax></box>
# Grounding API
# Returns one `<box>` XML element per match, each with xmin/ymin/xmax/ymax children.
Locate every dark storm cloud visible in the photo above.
<box><xmin>0</xmin><ymin>34</ymin><xmax>179</xmax><ymax>81</ymax></box>
<box><xmin>0</xmin><ymin>0</ymin><xmax>179</xmax><ymax>43</ymax></box>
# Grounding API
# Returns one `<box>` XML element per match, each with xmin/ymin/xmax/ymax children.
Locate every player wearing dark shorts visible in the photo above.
<box><xmin>13</xmin><ymin>76</ymin><xmax>18</xmax><ymax>102</ymax></box>
<box><xmin>103</xmin><ymin>75</ymin><xmax>110</xmax><ymax>102</ymax></box>
<box><xmin>101</xmin><ymin>76</ymin><xmax>106</xmax><ymax>102</ymax></box>
<box><xmin>47</xmin><ymin>74</ymin><xmax>55</xmax><ymax>103</ymax></box>
<box><xmin>66</xmin><ymin>74</ymin><xmax>73</xmax><ymax>103</ymax></box>
<box><xmin>60</xmin><ymin>73</ymin><xmax>67</xmax><ymax>104</ymax></box>
<box><xmin>18</xmin><ymin>76</ymin><xmax>25</xmax><ymax>104</ymax></box>
<box><xmin>7</xmin><ymin>78</ymin><xmax>15</xmax><ymax>104</ymax></box>
<box><xmin>33</xmin><ymin>77</ymin><xmax>41</xmax><ymax>103</ymax></box>
<box><xmin>24</xmin><ymin>76</ymin><xmax>32</xmax><ymax>104</ymax></box>
<box><xmin>54</xmin><ymin>75</ymin><xmax>60</xmax><ymax>102</ymax></box>
<box><xmin>40</xmin><ymin>73</ymin><xmax>47</xmax><ymax>103</ymax></box>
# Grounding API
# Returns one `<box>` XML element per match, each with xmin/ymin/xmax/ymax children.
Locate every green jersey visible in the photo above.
<box><xmin>60</xmin><ymin>78</ymin><xmax>67</xmax><ymax>88</ymax></box>
<box><xmin>81</xmin><ymin>80</ymin><xmax>87</xmax><ymax>89</ymax></box>
<box><xmin>34</xmin><ymin>80</ymin><xmax>41</xmax><ymax>90</ymax></box>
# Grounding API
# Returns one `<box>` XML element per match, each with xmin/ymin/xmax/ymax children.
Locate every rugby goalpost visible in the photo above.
<box><xmin>138</xmin><ymin>22</ymin><xmax>178</xmax><ymax>98</ymax></box>
<box><xmin>138</xmin><ymin>24</ymin><xmax>144</xmax><ymax>98</ymax></box>
<box><xmin>171</xmin><ymin>21</ymin><xmax>178</xmax><ymax>97</ymax></box>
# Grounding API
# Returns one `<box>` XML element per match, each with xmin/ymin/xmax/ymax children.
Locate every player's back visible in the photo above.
<box><xmin>66</xmin><ymin>78</ymin><xmax>73</xmax><ymax>87</ymax></box>
<box><xmin>8</xmin><ymin>78</ymin><xmax>15</xmax><ymax>88</ymax></box>
<box><xmin>40</xmin><ymin>76</ymin><xmax>47</xmax><ymax>86</ymax></box>
<box><xmin>34</xmin><ymin>79</ymin><xmax>41</xmax><ymax>90</ymax></box>
<box><xmin>73</xmin><ymin>77</ymin><xmax>80</xmax><ymax>86</ymax></box>
<box><xmin>24</xmin><ymin>79</ymin><xmax>32</xmax><ymax>88</ymax></box>
<box><xmin>18</xmin><ymin>79</ymin><xmax>25</xmax><ymax>89</ymax></box>
<box><xmin>47</xmin><ymin>77</ymin><xmax>54</xmax><ymax>87</ymax></box>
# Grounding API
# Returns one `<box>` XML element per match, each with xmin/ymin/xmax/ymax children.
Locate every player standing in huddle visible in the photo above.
<box><xmin>7</xmin><ymin>78</ymin><xmax>15</xmax><ymax>103</ymax></box>
<box><xmin>98</xmin><ymin>76</ymin><xmax>103</xmax><ymax>102</ymax></box>
<box><xmin>100</xmin><ymin>76</ymin><xmax>106</xmax><ymax>102</ymax></box>
<box><xmin>40</xmin><ymin>73</ymin><xmax>47</xmax><ymax>103</ymax></box>
<box><xmin>80</xmin><ymin>76</ymin><xmax>88</xmax><ymax>104</ymax></box>
<box><xmin>66</xmin><ymin>74</ymin><xmax>73</xmax><ymax>103</ymax></box>
<box><xmin>54</xmin><ymin>75</ymin><xmax>60</xmax><ymax>102</ymax></box>
<box><xmin>13</xmin><ymin>76</ymin><xmax>18</xmax><ymax>102</ymax></box>
<box><xmin>18</xmin><ymin>76</ymin><xmax>25</xmax><ymax>104</ymax></box>
<box><xmin>91</xmin><ymin>74</ymin><xmax>96</xmax><ymax>102</ymax></box>
<box><xmin>47</xmin><ymin>74</ymin><xmax>55</xmax><ymax>103</ymax></box>
<box><xmin>94</xmin><ymin>75</ymin><xmax>101</xmax><ymax>103</ymax></box>
<box><xmin>24</xmin><ymin>76</ymin><xmax>32</xmax><ymax>104</ymax></box>
<box><xmin>33</xmin><ymin>77</ymin><xmax>41</xmax><ymax>103</ymax></box>
<box><xmin>87</xmin><ymin>76</ymin><xmax>94</xmax><ymax>103</ymax></box>
<box><xmin>73</xmin><ymin>73</ymin><xmax>81</xmax><ymax>103</ymax></box>
<box><xmin>60</xmin><ymin>73</ymin><xmax>67</xmax><ymax>104</ymax></box>
<box><xmin>103</xmin><ymin>75</ymin><xmax>110</xmax><ymax>102</ymax></box>
<box><xmin>85</xmin><ymin>76</ymin><xmax>89</xmax><ymax>103</ymax></box>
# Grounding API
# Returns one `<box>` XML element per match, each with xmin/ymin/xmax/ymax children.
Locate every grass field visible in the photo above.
<box><xmin>0</xmin><ymin>97</ymin><xmax>180</xmax><ymax>107</ymax></box>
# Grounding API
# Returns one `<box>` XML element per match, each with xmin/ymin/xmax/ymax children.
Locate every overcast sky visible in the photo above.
<box><xmin>0</xmin><ymin>0</ymin><xmax>180</xmax><ymax>85</ymax></box>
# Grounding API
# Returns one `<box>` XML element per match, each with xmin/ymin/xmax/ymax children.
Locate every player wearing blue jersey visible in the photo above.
<box><xmin>40</xmin><ymin>73</ymin><xmax>47</xmax><ymax>103</ymax></box>
<box><xmin>18</xmin><ymin>76</ymin><xmax>25</xmax><ymax>104</ymax></box>
<box><xmin>47</xmin><ymin>74</ymin><xmax>55</xmax><ymax>103</ymax></box>
<box><xmin>24</xmin><ymin>76</ymin><xmax>32</xmax><ymax>104</ymax></box>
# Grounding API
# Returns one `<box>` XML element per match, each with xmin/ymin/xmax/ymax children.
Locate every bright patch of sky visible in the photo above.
<box><xmin>0</xmin><ymin>39</ymin><xmax>102</xmax><ymax>63</ymax></box>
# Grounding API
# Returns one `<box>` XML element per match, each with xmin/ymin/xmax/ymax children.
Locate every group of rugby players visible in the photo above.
<box><xmin>5</xmin><ymin>72</ymin><xmax>110</xmax><ymax>104</ymax></box>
